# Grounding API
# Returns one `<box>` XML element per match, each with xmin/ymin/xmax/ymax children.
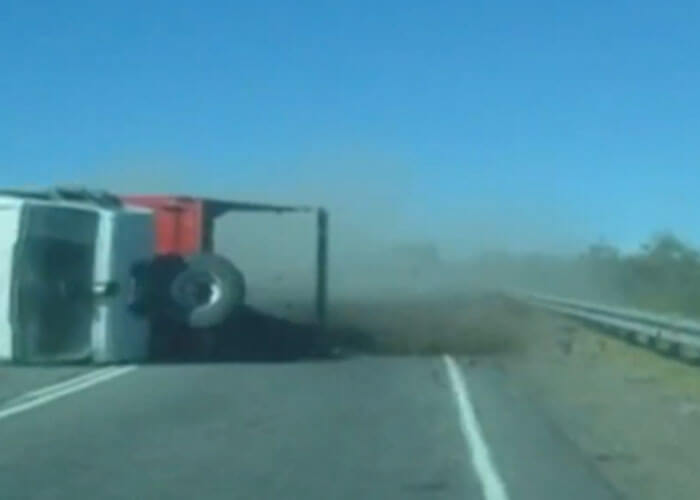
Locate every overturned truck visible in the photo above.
<box><xmin>0</xmin><ymin>187</ymin><xmax>328</xmax><ymax>363</ymax></box>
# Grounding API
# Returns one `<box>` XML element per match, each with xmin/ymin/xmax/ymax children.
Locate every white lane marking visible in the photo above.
<box><xmin>443</xmin><ymin>354</ymin><xmax>510</xmax><ymax>500</ymax></box>
<box><xmin>0</xmin><ymin>366</ymin><xmax>137</xmax><ymax>421</ymax></box>
<box><xmin>19</xmin><ymin>367</ymin><xmax>120</xmax><ymax>400</ymax></box>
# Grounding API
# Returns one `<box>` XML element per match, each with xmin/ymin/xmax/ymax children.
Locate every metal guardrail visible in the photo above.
<box><xmin>518</xmin><ymin>293</ymin><xmax>700</xmax><ymax>352</ymax></box>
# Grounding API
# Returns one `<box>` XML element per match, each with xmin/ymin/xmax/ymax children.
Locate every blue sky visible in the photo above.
<box><xmin>2</xmin><ymin>1</ymin><xmax>699</xmax><ymax>256</ymax></box>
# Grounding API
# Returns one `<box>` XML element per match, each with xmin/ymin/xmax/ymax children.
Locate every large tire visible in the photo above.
<box><xmin>169</xmin><ymin>254</ymin><xmax>246</xmax><ymax>328</ymax></box>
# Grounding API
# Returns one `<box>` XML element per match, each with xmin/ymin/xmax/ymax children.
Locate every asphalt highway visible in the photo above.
<box><xmin>0</xmin><ymin>356</ymin><xmax>619</xmax><ymax>500</ymax></box>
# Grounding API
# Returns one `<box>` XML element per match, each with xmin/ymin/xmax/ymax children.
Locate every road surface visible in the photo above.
<box><xmin>0</xmin><ymin>356</ymin><xmax>619</xmax><ymax>499</ymax></box>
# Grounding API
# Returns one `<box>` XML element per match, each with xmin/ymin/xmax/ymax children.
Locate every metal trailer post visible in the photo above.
<box><xmin>315</xmin><ymin>208</ymin><xmax>329</xmax><ymax>328</ymax></box>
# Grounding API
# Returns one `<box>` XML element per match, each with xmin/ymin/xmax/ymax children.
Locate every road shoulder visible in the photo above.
<box><xmin>504</xmin><ymin>307</ymin><xmax>700</xmax><ymax>500</ymax></box>
<box><xmin>455</xmin><ymin>356</ymin><xmax>620</xmax><ymax>500</ymax></box>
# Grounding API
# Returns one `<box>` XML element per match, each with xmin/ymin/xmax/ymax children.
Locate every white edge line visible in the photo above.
<box><xmin>0</xmin><ymin>366</ymin><xmax>137</xmax><ymax>421</ymax></box>
<box><xmin>443</xmin><ymin>354</ymin><xmax>509</xmax><ymax>500</ymax></box>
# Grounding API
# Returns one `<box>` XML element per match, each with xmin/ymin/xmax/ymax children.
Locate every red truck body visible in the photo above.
<box><xmin>119</xmin><ymin>194</ymin><xmax>329</xmax><ymax>326</ymax></box>
<box><xmin>120</xmin><ymin>196</ymin><xmax>205</xmax><ymax>256</ymax></box>
<box><xmin>120</xmin><ymin>194</ymin><xmax>324</xmax><ymax>257</ymax></box>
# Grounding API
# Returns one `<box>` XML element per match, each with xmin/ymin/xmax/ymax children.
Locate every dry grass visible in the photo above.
<box><xmin>504</xmin><ymin>307</ymin><xmax>700</xmax><ymax>500</ymax></box>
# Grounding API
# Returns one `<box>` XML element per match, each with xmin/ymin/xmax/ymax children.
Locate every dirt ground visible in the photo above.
<box><xmin>328</xmin><ymin>292</ymin><xmax>528</xmax><ymax>355</ymax></box>
<box><xmin>329</xmin><ymin>293</ymin><xmax>700</xmax><ymax>500</ymax></box>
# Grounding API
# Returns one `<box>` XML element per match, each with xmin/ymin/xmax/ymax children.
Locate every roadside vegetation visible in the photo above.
<box><xmin>469</xmin><ymin>232</ymin><xmax>700</xmax><ymax>318</ymax></box>
<box><xmin>582</xmin><ymin>233</ymin><xmax>700</xmax><ymax>316</ymax></box>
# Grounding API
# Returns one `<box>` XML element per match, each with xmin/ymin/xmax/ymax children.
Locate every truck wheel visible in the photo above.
<box><xmin>169</xmin><ymin>254</ymin><xmax>246</xmax><ymax>328</ymax></box>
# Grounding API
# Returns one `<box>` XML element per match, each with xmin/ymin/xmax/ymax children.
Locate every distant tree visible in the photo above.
<box><xmin>583</xmin><ymin>242</ymin><xmax>619</xmax><ymax>262</ymax></box>
<box><xmin>639</xmin><ymin>233</ymin><xmax>700</xmax><ymax>268</ymax></box>
<box><xmin>624</xmin><ymin>232</ymin><xmax>700</xmax><ymax>314</ymax></box>
<box><xmin>463</xmin><ymin>231</ymin><xmax>700</xmax><ymax>317</ymax></box>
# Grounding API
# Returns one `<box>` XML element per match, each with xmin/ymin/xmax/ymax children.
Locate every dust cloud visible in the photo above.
<box><xmin>75</xmin><ymin>157</ymin><xmax>616</xmax><ymax>356</ymax></box>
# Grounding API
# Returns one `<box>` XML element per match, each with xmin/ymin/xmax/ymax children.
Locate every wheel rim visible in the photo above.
<box><xmin>176</xmin><ymin>271</ymin><xmax>222</xmax><ymax>309</ymax></box>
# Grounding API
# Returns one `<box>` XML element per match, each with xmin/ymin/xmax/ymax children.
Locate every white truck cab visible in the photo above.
<box><xmin>0</xmin><ymin>192</ymin><xmax>154</xmax><ymax>363</ymax></box>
